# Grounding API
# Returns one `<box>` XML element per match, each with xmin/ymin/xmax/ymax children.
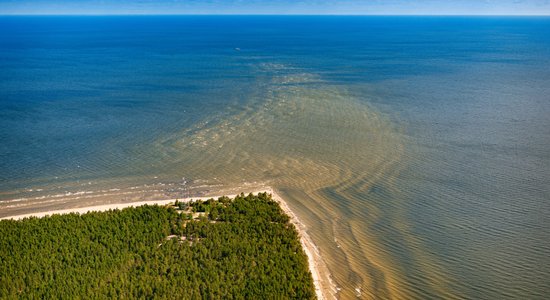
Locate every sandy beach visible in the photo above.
<box><xmin>269</xmin><ymin>189</ymin><xmax>337</xmax><ymax>300</ymax></box>
<box><xmin>1</xmin><ymin>188</ymin><xmax>335</xmax><ymax>300</ymax></box>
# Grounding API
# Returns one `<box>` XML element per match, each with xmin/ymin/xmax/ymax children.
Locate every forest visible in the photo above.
<box><xmin>0</xmin><ymin>192</ymin><xmax>315</xmax><ymax>299</ymax></box>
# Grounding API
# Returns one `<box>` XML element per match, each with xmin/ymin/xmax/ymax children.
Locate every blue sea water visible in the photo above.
<box><xmin>1</xmin><ymin>16</ymin><xmax>549</xmax><ymax>298</ymax></box>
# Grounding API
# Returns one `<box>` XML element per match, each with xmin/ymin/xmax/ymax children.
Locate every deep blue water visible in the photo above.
<box><xmin>1</xmin><ymin>16</ymin><xmax>549</xmax><ymax>298</ymax></box>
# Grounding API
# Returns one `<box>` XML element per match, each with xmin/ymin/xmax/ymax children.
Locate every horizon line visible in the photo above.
<box><xmin>1</xmin><ymin>13</ymin><xmax>550</xmax><ymax>17</ymax></box>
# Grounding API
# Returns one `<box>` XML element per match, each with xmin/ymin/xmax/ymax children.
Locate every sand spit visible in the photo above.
<box><xmin>0</xmin><ymin>188</ymin><xmax>334</xmax><ymax>300</ymax></box>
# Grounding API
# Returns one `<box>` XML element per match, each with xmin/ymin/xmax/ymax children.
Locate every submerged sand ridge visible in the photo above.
<box><xmin>157</xmin><ymin>65</ymin><xmax>458</xmax><ymax>298</ymax></box>
<box><xmin>0</xmin><ymin>64</ymin><xmax>451</xmax><ymax>299</ymax></box>
<box><xmin>156</xmin><ymin>68</ymin><xmax>397</xmax><ymax>298</ymax></box>
<box><xmin>134</xmin><ymin>66</ymin><xmax>446</xmax><ymax>298</ymax></box>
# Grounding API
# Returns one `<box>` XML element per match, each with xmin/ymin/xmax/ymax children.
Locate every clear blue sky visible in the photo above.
<box><xmin>1</xmin><ymin>0</ymin><xmax>549</xmax><ymax>15</ymax></box>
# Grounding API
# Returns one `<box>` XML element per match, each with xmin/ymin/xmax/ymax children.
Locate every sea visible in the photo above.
<box><xmin>1</xmin><ymin>16</ymin><xmax>549</xmax><ymax>299</ymax></box>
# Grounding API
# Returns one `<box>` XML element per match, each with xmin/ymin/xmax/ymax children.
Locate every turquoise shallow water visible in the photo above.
<box><xmin>1</xmin><ymin>16</ymin><xmax>549</xmax><ymax>298</ymax></box>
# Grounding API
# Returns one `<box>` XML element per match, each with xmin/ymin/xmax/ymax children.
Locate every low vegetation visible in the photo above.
<box><xmin>0</xmin><ymin>192</ymin><xmax>315</xmax><ymax>299</ymax></box>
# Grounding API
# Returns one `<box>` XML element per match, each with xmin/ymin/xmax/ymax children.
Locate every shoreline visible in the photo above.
<box><xmin>0</xmin><ymin>188</ymin><xmax>335</xmax><ymax>300</ymax></box>
<box><xmin>269</xmin><ymin>189</ymin><xmax>337</xmax><ymax>300</ymax></box>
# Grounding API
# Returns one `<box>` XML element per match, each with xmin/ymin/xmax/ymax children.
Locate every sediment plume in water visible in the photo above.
<box><xmin>1</xmin><ymin>64</ymin><xmax>452</xmax><ymax>298</ymax></box>
<box><xmin>144</xmin><ymin>64</ymin><xmax>455</xmax><ymax>299</ymax></box>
